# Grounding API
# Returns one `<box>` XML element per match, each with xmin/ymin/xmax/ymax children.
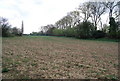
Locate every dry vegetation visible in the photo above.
<box><xmin>2</xmin><ymin>36</ymin><xmax>118</xmax><ymax>79</ymax></box>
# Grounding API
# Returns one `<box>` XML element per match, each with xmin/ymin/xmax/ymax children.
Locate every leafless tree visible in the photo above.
<box><xmin>113</xmin><ymin>1</ymin><xmax>120</xmax><ymax>21</ymax></box>
<box><xmin>89</xmin><ymin>2</ymin><xmax>106</xmax><ymax>30</ymax></box>
<box><xmin>78</xmin><ymin>2</ymin><xmax>91</xmax><ymax>22</ymax></box>
<box><xmin>55</xmin><ymin>15</ymin><xmax>73</xmax><ymax>29</ymax></box>
<box><xmin>102</xmin><ymin>0</ymin><xmax>119</xmax><ymax>18</ymax></box>
<box><xmin>67</xmin><ymin>10</ymin><xmax>81</xmax><ymax>26</ymax></box>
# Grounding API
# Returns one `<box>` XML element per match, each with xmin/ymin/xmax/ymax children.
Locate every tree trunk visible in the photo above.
<box><xmin>109</xmin><ymin>9</ymin><xmax>112</xmax><ymax>18</ymax></box>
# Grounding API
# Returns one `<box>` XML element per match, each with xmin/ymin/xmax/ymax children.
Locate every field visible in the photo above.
<box><xmin>2</xmin><ymin>36</ymin><xmax>118</xmax><ymax>79</ymax></box>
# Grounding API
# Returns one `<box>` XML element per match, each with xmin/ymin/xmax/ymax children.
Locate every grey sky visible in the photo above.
<box><xmin>0</xmin><ymin>0</ymin><xmax>87</xmax><ymax>34</ymax></box>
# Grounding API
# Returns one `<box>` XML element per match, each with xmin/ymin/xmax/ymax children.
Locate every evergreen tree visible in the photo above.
<box><xmin>109</xmin><ymin>17</ymin><xmax>118</xmax><ymax>38</ymax></box>
<box><xmin>20</xmin><ymin>20</ymin><xmax>24</xmax><ymax>36</ymax></box>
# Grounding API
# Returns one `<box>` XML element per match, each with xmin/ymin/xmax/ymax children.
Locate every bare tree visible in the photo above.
<box><xmin>41</xmin><ymin>24</ymin><xmax>54</xmax><ymax>33</ymax></box>
<box><xmin>55</xmin><ymin>19</ymin><xmax>63</xmax><ymax>29</ymax></box>
<box><xmin>0</xmin><ymin>17</ymin><xmax>11</xmax><ymax>37</ymax></box>
<box><xmin>102</xmin><ymin>0</ymin><xmax>119</xmax><ymax>18</ymax></box>
<box><xmin>78</xmin><ymin>2</ymin><xmax>91</xmax><ymax>22</ymax></box>
<box><xmin>113</xmin><ymin>1</ymin><xmax>120</xmax><ymax>21</ymax></box>
<box><xmin>0</xmin><ymin>17</ymin><xmax>11</xmax><ymax>28</ymax></box>
<box><xmin>55</xmin><ymin>15</ymin><xmax>72</xmax><ymax>29</ymax></box>
<box><xmin>12</xmin><ymin>27</ymin><xmax>19</xmax><ymax>35</ymax></box>
<box><xmin>68</xmin><ymin>10</ymin><xmax>81</xmax><ymax>26</ymax></box>
<box><xmin>62</xmin><ymin>15</ymin><xmax>73</xmax><ymax>28</ymax></box>
<box><xmin>89</xmin><ymin>2</ymin><xmax>106</xmax><ymax>30</ymax></box>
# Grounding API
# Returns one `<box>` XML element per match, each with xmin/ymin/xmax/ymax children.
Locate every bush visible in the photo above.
<box><xmin>12</xmin><ymin>27</ymin><xmax>20</xmax><ymax>36</ymax></box>
<box><xmin>92</xmin><ymin>30</ymin><xmax>106</xmax><ymax>39</ymax></box>
<box><xmin>75</xmin><ymin>21</ymin><xmax>94</xmax><ymax>39</ymax></box>
<box><xmin>2</xmin><ymin>68</ymin><xmax>10</xmax><ymax>73</ymax></box>
<box><xmin>0</xmin><ymin>17</ymin><xmax>22</xmax><ymax>37</ymax></box>
<box><xmin>64</xmin><ymin>27</ymin><xmax>76</xmax><ymax>37</ymax></box>
<box><xmin>2</xmin><ymin>26</ymin><xmax>13</xmax><ymax>37</ymax></box>
<box><xmin>52</xmin><ymin>28</ymin><xmax>65</xmax><ymax>36</ymax></box>
<box><xmin>117</xmin><ymin>30</ymin><xmax>120</xmax><ymax>39</ymax></box>
<box><xmin>45</xmin><ymin>27</ymin><xmax>55</xmax><ymax>36</ymax></box>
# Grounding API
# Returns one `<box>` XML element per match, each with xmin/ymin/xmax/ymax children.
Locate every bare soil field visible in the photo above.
<box><xmin>2</xmin><ymin>36</ymin><xmax>118</xmax><ymax>79</ymax></box>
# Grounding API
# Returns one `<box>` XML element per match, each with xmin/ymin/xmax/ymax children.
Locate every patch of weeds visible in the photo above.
<box><xmin>99</xmin><ymin>68</ymin><xmax>107</xmax><ymax>73</ymax></box>
<box><xmin>31</xmin><ymin>63</ymin><xmax>37</xmax><ymax>66</ymax></box>
<box><xmin>91</xmin><ymin>52</ymin><xmax>96</xmax><ymax>55</ymax></box>
<box><xmin>102</xmin><ymin>69</ymin><xmax>107</xmax><ymax>72</ymax></box>
<box><xmin>14</xmin><ymin>61</ymin><xmax>21</xmax><ymax>65</ymax></box>
<box><xmin>52</xmin><ymin>66</ymin><xmax>59</xmax><ymax>69</ymax></box>
<box><xmin>92</xmin><ymin>55</ymin><xmax>98</xmax><ymax>59</ymax></box>
<box><xmin>56</xmin><ymin>73</ymin><xmax>63</xmax><ymax>76</ymax></box>
<box><xmin>89</xmin><ymin>70</ymin><xmax>97</xmax><ymax>73</ymax></box>
<box><xmin>2</xmin><ymin>68</ymin><xmax>10</xmax><ymax>73</ymax></box>
<box><xmin>87</xmin><ymin>70</ymin><xmax>101</xmax><ymax>77</ymax></box>
<box><xmin>22</xmin><ymin>76</ymin><xmax>30</xmax><ymax>79</ymax></box>
<box><xmin>4</xmin><ymin>58</ymin><xmax>13</xmax><ymax>63</ymax></box>
<box><xmin>12</xmin><ymin>61</ymin><xmax>20</xmax><ymax>67</ymax></box>
<box><xmin>102</xmin><ymin>66</ymin><xmax>106</xmax><ymax>69</ymax></box>
<box><xmin>113</xmin><ymin>64</ymin><xmax>118</xmax><ymax>68</ymax></box>
<box><xmin>22</xmin><ymin>58</ymin><xmax>29</xmax><ymax>63</ymax></box>
<box><xmin>46</xmin><ymin>48</ymin><xmax>49</xmax><ymax>50</ymax></box>
<box><xmin>96</xmin><ymin>72</ymin><xmax>101</xmax><ymax>76</ymax></box>
<box><xmin>105</xmin><ymin>74</ymin><xmax>118</xmax><ymax>80</ymax></box>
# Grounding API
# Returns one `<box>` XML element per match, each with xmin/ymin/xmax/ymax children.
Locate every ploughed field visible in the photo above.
<box><xmin>2</xmin><ymin>36</ymin><xmax>118</xmax><ymax>79</ymax></box>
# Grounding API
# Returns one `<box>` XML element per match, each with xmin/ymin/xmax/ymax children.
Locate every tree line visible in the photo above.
<box><xmin>0</xmin><ymin>17</ymin><xmax>24</xmax><ymax>37</ymax></box>
<box><xmin>1</xmin><ymin>1</ymin><xmax>120</xmax><ymax>39</ymax></box>
<box><xmin>32</xmin><ymin>1</ymin><xmax>119</xmax><ymax>39</ymax></box>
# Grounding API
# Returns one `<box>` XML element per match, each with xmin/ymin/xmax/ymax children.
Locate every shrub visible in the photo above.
<box><xmin>0</xmin><ymin>17</ymin><xmax>22</xmax><ymax>37</ymax></box>
<box><xmin>64</xmin><ymin>27</ymin><xmax>76</xmax><ymax>37</ymax></box>
<box><xmin>2</xmin><ymin>68</ymin><xmax>9</xmax><ymax>73</ymax></box>
<box><xmin>75</xmin><ymin>21</ymin><xmax>94</xmax><ymax>39</ymax></box>
<box><xmin>117</xmin><ymin>30</ymin><xmax>120</xmax><ymax>39</ymax></box>
<box><xmin>92</xmin><ymin>30</ymin><xmax>106</xmax><ymax>39</ymax></box>
<box><xmin>46</xmin><ymin>27</ymin><xmax>55</xmax><ymax>35</ymax></box>
<box><xmin>52</xmin><ymin>28</ymin><xmax>65</xmax><ymax>36</ymax></box>
<box><xmin>1</xmin><ymin>26</ymin><xmax>12</xmax><ymax>37</ymax></box>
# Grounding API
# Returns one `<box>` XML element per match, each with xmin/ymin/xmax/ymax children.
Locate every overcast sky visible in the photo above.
<box><xmin>0</xmin><ymin>0</ymin><xmax>88</xmax><ymax>34</ymax></box>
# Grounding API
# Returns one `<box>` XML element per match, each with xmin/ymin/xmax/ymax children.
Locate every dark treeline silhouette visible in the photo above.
<box><xmin>0</xmin><ymin>17</ymin><xmax>24</xmax><ymax>37</ymax></box>
<box><xmin>36</xmin><ymin>1</ymin><xmax>120</xmax><ymax>39</ymax></box>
